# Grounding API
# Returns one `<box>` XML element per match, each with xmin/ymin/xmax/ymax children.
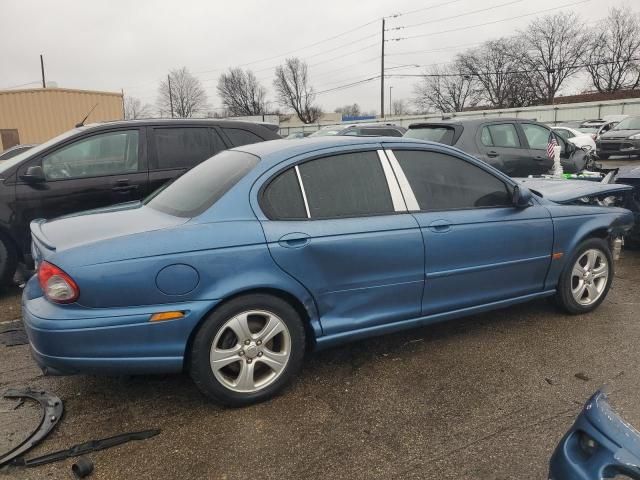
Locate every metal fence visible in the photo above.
<box><xmin>278</xmin><ymin>97</ymin><xmax>640</xmax><ymax>136</ymax></box>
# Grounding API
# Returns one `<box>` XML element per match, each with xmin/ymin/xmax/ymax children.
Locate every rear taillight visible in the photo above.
<box><xmin>37</xmin><ymin>261</ymin><xmax>79</xmax><ymax>304</ymax></box>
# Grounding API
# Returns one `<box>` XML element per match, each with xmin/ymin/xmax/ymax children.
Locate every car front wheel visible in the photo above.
<box><xmin>555</xmin><ymin>238</ymin><xmax>613</xmax><ymax>314</ymax></box>
<box><xmin>0</xmin><ymin>235</ymin><xmax>17</xmax><ymax>288</ymax></box>
<box><xmin>189</xmin><ymin>294</ymin><xmax>305</xmax><ymax>406</ymax></box>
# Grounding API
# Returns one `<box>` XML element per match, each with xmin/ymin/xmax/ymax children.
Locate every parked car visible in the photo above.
<box><xmin>308</xmin><ymin>123</ymin><xmax>406</xmax><ymax>137</ymax></box>
<box><xmin>404</xmin><ymin>118</ymin><xmax>589</xmax><ymax>177</ymax></box>
<box><xmin>552</xmin><ymin>126</ymin><xmax>596</xmax><ymax>151</ymax></box>
<box><xmin>596</xmin><ymin>116</ymin><xmax>640</xmax><ymax>159</ymax></box>
<box><xmin>23</xmin><ymin>137</ymin><xmax>633</xmax><ymax>406</ymax></box>
<box><xmin>615</xmin><ymin>164</ymin><xmax>640</xmax><ymax>246</ymax></box>
<box><xmin>0</xmin><ymin>144</ymin><xmax>36</xmax><ymax>160</ymax></box>
<box><xmin>577</xmin><ymin>121</ymin><xmax>619</xmax><ymax>143</ymax></box>
<box><xmin>0</xmin><ymin>119</ymin><xmax>280</xmax><ymax>286</ymax></box>
<box><xmin>284</xmin><ymin>131</ymin><xmax>312</xmax><ymax>139</ymax></box>
<box><xmin>549</xmin><ymin>389</ymin><xmax>640</xmax><ymax>479</ymax></box>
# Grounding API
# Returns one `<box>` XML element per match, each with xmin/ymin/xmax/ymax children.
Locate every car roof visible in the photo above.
<box><xmin>408</xmin><ymin>117</ymin><xmax>532</xmax><ymax>127</ymax></box>
<box><xmin>234</xmin><ymin>136</ymin><xmax>429</xmax><ymax>164</ymax></box>
<box><xmin>81</xmin><ymin>118</ymin><xmax>280</xmax><ymax>131</ymax></box>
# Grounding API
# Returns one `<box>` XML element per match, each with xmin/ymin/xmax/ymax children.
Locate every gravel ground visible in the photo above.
<box><xmin>0</xmin><ymin>157</ymin><xmax>639</xmax><ymax>480</ymax></box>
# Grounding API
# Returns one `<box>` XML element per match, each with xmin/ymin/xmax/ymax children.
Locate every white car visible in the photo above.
<box><xmin>552</xmin><ymin>126</ymin><xmax>596</xmax><ymax>152</ymax></box>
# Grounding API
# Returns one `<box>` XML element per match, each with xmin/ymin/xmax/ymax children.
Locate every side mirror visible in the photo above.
<box><xmin>20</xmin><ymin>165</ymin><xmax>46</xmax><ymax>183</ymax></box>
<box><xmin>512</xmin><ymin>185</ymin><xmax>532</xmax><ymax>208</ymax></box>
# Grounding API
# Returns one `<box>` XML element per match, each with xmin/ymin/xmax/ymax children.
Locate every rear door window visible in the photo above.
<box><xmin>394</xmin><ymin>150</ymin><xmax>512</xmax><ymax>211</ymax></box>
<box><xmin>222</xmin><ymin>128</ymin><xmax>265</xmax><ymax>147</ymax></box>
<box><xmin>480</xmin><ymin>124</ymin><xmax>520</xmax><ymax>148</ymax></box>
<box><xmin>298</xmin><ymin>151</ymin><xmax>394</xmax><ymax>218</ymax></box>
<box><xmin>261</xmin><ymin>168</ymin><xmax>307</xmax><ymax>220</ymax></box>
<box><xmin>152</xmin><ymin>127</ymin><xmax>219</xmax><ymax>170</ymax></box>
<box><xmin>521</xmin><ymin>124</ymin><xmax>551</xmax><ymax>150</ymax></box>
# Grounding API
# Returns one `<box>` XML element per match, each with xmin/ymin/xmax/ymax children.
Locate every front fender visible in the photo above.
<box><xmin>544</xmin><ymin>207</ymin><xmax>634</xmax><ymax>290</ymax></box>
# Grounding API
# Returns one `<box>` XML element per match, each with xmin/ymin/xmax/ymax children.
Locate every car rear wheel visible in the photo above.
<box><xmin>189</xmin><ymin>294</ymin><xmax>305</xmax><ymax>406</ymax></box>
<box><xmin>0</xmin><ymin>236</ymin><xmax>17</xmax><ymax>288</ymax></box>
<box><xmin>555</xmin><ymin>238</ymin><xmax>613</xmax><ymax>314</ymax></box>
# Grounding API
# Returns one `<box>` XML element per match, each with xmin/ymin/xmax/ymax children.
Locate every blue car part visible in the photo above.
<box><xmin>549</xmin><ymin>389</ymin><xmax>640</xmax><ymax>479</ymax></box>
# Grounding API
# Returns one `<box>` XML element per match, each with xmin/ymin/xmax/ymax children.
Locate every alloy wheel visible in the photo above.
<box><xmin>570</xmin><ymin>249</ymin><xmax>609</xmax><ymax>306</ymax></box>
<box><xmin>209</xmin><ymin>310</ymin><xmax>291</xmax><ymax>393</ymax></box>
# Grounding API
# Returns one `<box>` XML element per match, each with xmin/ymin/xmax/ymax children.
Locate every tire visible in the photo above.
<box><xmin>597</xmin><ymin>153</ymin><xmax>610</xmax><ymax>160</ymax></box>
<box><xmin>189</xmin><ymin>294</ymin><xmax>306</xmax><ymax>407</ymax></box>
<box><xmin>555</xmin><ymin>238</ymin><xmax>613</xmax><ymax>314</ymax></box>
<box><xmin>0</xmin><ymin>235</ymin><xmax>18</xmax><ymax>288</ymax></box>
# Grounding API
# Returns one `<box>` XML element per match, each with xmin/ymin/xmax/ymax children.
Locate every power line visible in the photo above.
<box><xmin>386</xmin><ymin>42</ymin><xmax>483</xmax><ymax>57</ymax></box>
<box><xmin>384</xmin><ymin>0</ymin><xmax>466</xmax><ymax>20</ymax></box>
<box><xmin>390</xmin><ymin>0</ymin><xmax>590</xmax><ymax>41</ymax></box>
<box><xmin>388</xmin><ymin>0</ymin><xmax>525</xmax><ymax>31</ymax></box>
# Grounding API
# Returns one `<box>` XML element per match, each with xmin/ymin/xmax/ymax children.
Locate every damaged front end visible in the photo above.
<box><xmin>517</xmin><ymin>178</ymin><xmax>635</xmax><ymax>256</ymax></box>
<box><xmin>549</xmin><ymin>390</ymin><xmax>640</xmax><ymax>480</ymax></box>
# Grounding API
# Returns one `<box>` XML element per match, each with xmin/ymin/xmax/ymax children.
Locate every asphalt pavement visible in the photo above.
<box><xmin>1</xmin><ymin>157</ymin><xmax>639</xmax><ymax>480</ymax></box>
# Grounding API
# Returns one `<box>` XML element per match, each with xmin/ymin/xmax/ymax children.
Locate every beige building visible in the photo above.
<box><xmin>0</xmin><ymin>88</ymin><xmax>124</xmax><ymax>151</ymax></box>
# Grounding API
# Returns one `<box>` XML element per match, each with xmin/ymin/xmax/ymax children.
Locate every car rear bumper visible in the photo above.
<box><xmin>22</xmin><ymin>278</ymin><xmax>218</xmax><ymax>376</ymax></box>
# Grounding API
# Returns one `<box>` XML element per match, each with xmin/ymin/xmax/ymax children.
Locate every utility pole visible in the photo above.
<box><xmin>389</xmin><ymin>86</ymin><xmax>393</xmax><ymax>116</ymax></box>
<box><xmin>121</xmin><ymin>88</ymin><xmax>125</xmax><ymax>119</ymax></box>
<box><xmin>40</xmin><ymin>54</ymin><xmax>46</xmax><ymax>88</ymax></box>
<box><xmin>167</xmin><ymin>74</ymin><xmax>174</xmax><ymax>118</ymax></box>
<box><xmin>381</xmin><ymin>18</ymin><xmax>385</xmax><ymax>118</ymax></box>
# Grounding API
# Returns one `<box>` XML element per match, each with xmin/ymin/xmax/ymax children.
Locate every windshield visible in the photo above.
<box><xmin>613</xmin><ymin>117</ymin><xmax>640</xmax><ymax>131</ymax></box>
<box><xmin>146</xmin><ymin>150</ymin><xmax>259</xmax><ymax>217</ymax></box>
<box><xmin>0</xmin><ymin>128</ymin><xmax>83</xmax><ymax>175</ymax></box>
<box><xmin>404</xmin><ymin>126</ymin><xmax>456</xmax><ymax>145</ymax></box>
<box><xmin>308</xmin><ymin>128</ymin><xmax>341</xmax><ymax>137</ymax></box>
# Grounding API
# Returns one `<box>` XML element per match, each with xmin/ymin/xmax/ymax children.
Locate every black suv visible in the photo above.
<box><xmin>404</xmin><ymin>118</ymin><xmax>589</xmax><ymax>177</ymax></box>
<box><xmin>0</xmin><ymin>119</ymin><xmax>280</xmax><ymax>285</ymax></box>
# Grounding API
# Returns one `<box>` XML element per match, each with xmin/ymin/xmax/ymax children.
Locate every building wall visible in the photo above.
<box><xmin>0</xmin><ymin>88</ymin><xmax>124</xmax><ymax>150</ymax></box>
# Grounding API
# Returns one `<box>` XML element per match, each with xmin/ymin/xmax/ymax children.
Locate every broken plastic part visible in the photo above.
<box><xmin>71</xmin><ymin>456</ymin><xmax>94</xmax><ymax>478</ymax></box>
<box><xmin>0</xmin><ymin>389</ymin><xmax>63</xmax><ymax>467</ymax></box>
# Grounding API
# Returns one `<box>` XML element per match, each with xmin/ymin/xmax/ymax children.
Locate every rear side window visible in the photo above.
<box><xmin>262</xmin><ymin>169</ymin><xmax>307</xmax><ymax>220</ymax></box>
<box><xmin>480</xmin><ymin>124</ymin><xmax>520</xmax><ymax>148</ymax></box>
<box><xmin>146</xmin><ymin>150</ymin><xmax>259</xmax><ymax>217</ymax></box>
<box><xmin>394</xmin><ymin>150</ymin><xmax>512</xmax><ymax>211</ymax></box>
<box><xmin>299</xmin><ymin>151</ymin><xmax>394</xmax><ymax>218</ymax></box>
<box><xmin>223</xmin><ymin>128</ymin><xmax>264</xmax><ymax>147</ymax></box>
<box><xmin>404</xmin><ymin>126</ymin><xmax>456</xmax><ymax>145</ymax></box>
<box><xmin>153</xmin><ymin>128</ymin><xmax>220</xmax><ymax>169</ymax></box>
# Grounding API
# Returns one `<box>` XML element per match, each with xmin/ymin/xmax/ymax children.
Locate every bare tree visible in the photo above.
<box><xmin>519</xmin><ymin>12</ymin><xmax>588</xmax><ymax>102</ymax></box>
<box><xmin>157</xmin><ymin>67</ymin><xmax>208</xmax><ymax>118</ymax></box>
<box><xmin>273</xmin><ymin>58</ymin><xmax>321</xmax><ymax>124</ymax></box>
<box><xmin>414</xmin><ymin>61</ymin><xmax>480</xmax><ymax>113</ymax></box>
<box><xmin>335</xmin><ymin>103</ymin><xmax>361</xmax><ymax>117</ymax></box>
<box><xmin>458</xmin><ymin>38</ymin><xmax>538</xmax><ymax>108</ymax></box>
<box><xmin>123</xmin><ymin>95</ymin><xmax>153</xmax><ymax>119</ymax></box>
<box><xmin>585</xmin><ymin>6</ymin><xmax>640</xmax><ymax>92</ymax></box>
<box><xmin>391</xmin><ymin>99</ymin><xmax>409</xmax><ymax>116</ymax></box>
<box><xmin>217</xmin><ymin>68</ymin><xmax>267</xmax><ymax>116</ymax></box>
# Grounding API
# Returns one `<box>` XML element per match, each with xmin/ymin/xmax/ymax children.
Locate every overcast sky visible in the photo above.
<box><xmin>1</xmin><ymin>0</ymin><xmax>637</xmax><ymax>115</ymax></box>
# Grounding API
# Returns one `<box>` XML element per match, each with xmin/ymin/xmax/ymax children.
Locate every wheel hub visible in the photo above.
<box><xmin>243</xmin><ymin>342</ymin><xmax>259</xmax><ymax>359</ymax></box>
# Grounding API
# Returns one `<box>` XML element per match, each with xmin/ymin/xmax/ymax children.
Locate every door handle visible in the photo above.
<box><xmin>487</xmin><ymin>151</ymin><xmax>499</xmax><ymax>158</ymax></box>
<box><xmin>427</xmin><ymin>220</ymin><xmax>451</xmax><ymax>233</ymax></box>
<box><xmin>278</xmin><ymin>233</ymin><xmax>310</xmax><ymax>248</ymax></box>
<box><xmin>112</xmin><ymin>184</ymin><xmax>139</xmax><ymax>192</ymax></box>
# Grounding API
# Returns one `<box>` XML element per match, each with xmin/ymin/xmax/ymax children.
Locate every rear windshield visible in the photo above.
<box><xmin>613</xmin><ymin>117</ymin><xmax>640</xmax><ymax>130</ymax></box>
<box><xmin>404</xmin><ymin>126</ymin><xmax>456</xmax><ymax>145</ymax></box>
<box><xmin>146</xmin><ymin>150</ymin><xmax>259</xmax><ymax>217</ymax></box>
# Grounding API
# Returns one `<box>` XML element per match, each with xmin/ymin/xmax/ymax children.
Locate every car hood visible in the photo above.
<box><xmin>601</xmin><ymin>129</ymin><xmax>640</xmax><ymax>139</ymax></box>
<box><xmin>515</xmin><ymin>178</ymin><xmax>632</xmax><ymax>203</ymax></box>
<box><xmin>31</xmin><ymin>201</ymin><xmax>187</xmax><ymax>254</ymax></box>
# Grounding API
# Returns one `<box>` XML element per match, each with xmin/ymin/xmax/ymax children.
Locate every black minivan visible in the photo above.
<box><xmin>0</xmin><ymin>119</ymin><xmax>280</xmax><ymax>285</ymax></box>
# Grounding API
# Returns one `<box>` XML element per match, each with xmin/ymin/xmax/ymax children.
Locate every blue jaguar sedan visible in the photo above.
<box><xmin>23</xmin><ymin>137</ymin><xmax>634</xmax><ymax>406</ymax></box>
